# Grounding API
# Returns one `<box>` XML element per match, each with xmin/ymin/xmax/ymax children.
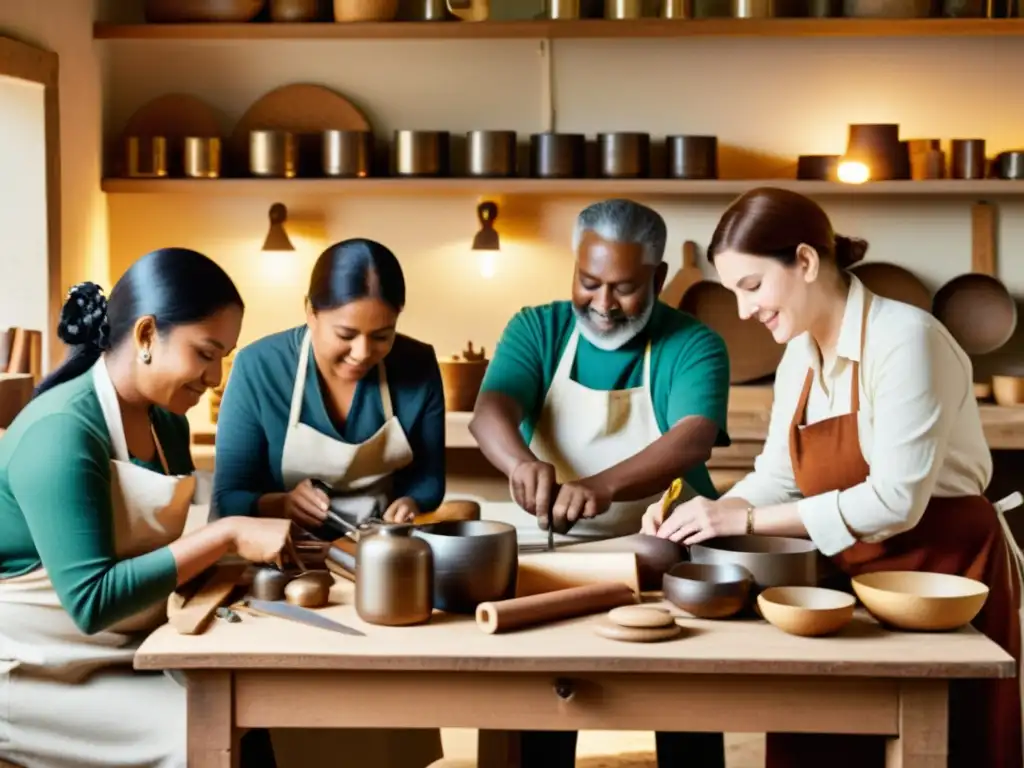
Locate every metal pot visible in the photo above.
<box><xmin>393</xmin><ymin>130</ymin><xmax>450</xmax><ymax>177</ymax></box>
<box><xmin>993</xmin><ymin>150</ymin><xmax>1024</xmax><ymax>179</ymax></box>
<box><xmin>323</xmin><ymin>129</ymin><xmax>374</xmax><ymax>177</ymax></box>
<box><xmin>355</xmin><ymin>525</ymin><xmax>434</xmax><ymax>626</ymax></box>
<box><xmin>412</xmin><ymin>520</ymin><xmax>518</xmax><ymax>614</ymax></box>
<box><xmin>125</xmin><ymin>136</ymin><xmax>168</xmax><ymax>178</ymax></box>
<box><xmin>843</xmin><ymin>0</ymin><xmax>936</xmax><ymax>16</ymax></box>
<box><xmin>666</xmin><ymin>135</ymin><xmax>718</xmax><ymax>179</ymax></box>
<box><xmin>606</xmin><ymin>0</ymin><xmax>644</xmax><ymax>18</ymax></box>
<box><xmin>184</xmin><ymin>137</ymin><xmax>221</xmax><ymax>178</ymax></box>
<box><xmin>598</xmin><ymin>132</ymin><xmax>650</xmax><ymax>178</ymax></box>
<box><xmin>530</xmin><ymin>132</ymin><xmax>586</xmax><ymax>178</ymax></box>
<box><xmin>797</xmin><ymin>154</ymin><xmax>839</xmax><ymax>181</ymax></box>
<box><xmin>950</xmin><ymin>138</ymin><xmax>987</xmax><ymax>179</ymax></box>
<box><xmin>466</xmin><ymin>130</ymin><xmax>517</xmax><ymax>177</ymax></box>
<box><xmin>250</xmin><ymin>130</ymin><xmax>297</xmax><ymax>178</ymax></box>
<box><xmin>689</xmin><ymin>535</ymin><xmax>823</xmax><ymax>592</ymax></box>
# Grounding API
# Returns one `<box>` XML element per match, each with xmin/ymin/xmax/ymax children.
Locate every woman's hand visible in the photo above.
<box><xmin>654</xmin><ymin>497</ymin><xmax>751</xmax><ymax>545</ymax></box>
<box><xmin>384</xmin><ymin>497</ymin><xmax>420</xmax><ymax>523</ymax></box>
<box><xmin>224</xmin><ymin>517</ymin><xmax>293</xmax><ymax>567</ymax></box>
<box><xmin>640</xmin><ymin>493</ymin><xmax>669</xmax><ymax>536</ymax></box>
<box><xmin>282</xmin><ymin>479</ymin><xmax>330</xmax><ymax>528</ymax></box>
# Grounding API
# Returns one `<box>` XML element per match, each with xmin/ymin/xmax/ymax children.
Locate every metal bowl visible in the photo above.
<box><xmin>412</xmin><ymin>520</ymin><xmax>518</xmax><ymax>614</ymax></box>
<box><xmin>662</xmin><ymin>562</ymin><xmax>753</xmax><ymax>619</ymax></box>
<box><xmin>689</xmin><ymin>535</ymin><xmax>821</xmax><ymax>591</ymax></box>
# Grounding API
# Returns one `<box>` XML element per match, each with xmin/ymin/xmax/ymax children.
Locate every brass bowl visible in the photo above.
<box><xmin>662</xmin><ymin>562</ymin><xmax>753</xmax><ymax>619</ymax></box>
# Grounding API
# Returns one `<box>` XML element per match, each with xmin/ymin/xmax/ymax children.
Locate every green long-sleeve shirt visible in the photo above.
<box><xmin>0</xmin><ymin>368</ymin><xmax>192</xmax><ymax>635</ymax></box>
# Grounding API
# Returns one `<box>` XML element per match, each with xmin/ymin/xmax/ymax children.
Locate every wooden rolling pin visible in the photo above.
<box><xmin>475</xmin><ymin>582</ymin><xmax>637</xmax><ymax>634</ymax></box>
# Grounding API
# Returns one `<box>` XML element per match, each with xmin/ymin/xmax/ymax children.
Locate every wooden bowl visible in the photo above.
<box><xmin>144</xmin><ymin>0</ymin><xmax>264</xmax><ymax>22</ymax></box>
<box><xmin>757</xmin><ymin>586</ymin><xmax>855</xmax><ymax>637</ymax></box>
<box><xmin>334</xmin><ymin>0</ymin><xmax>399</xmax><ymax>21</ymax></box>
<box><xmin>662</xmin><ymin>562</ymin><xmax>753</xmax><ymax>619</ymax></box>
<box><xmin>852</xmin><ymin>571</ymin><xmax>989</xmax><ymax>631</ymax></box>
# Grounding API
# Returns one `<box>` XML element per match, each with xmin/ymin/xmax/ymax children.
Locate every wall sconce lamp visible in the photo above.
<box><xmin>262</xmin><ymin>202</ymin><xmax>295</xmax><ymax>252</ymax></box>
<box><xmin>472</xmin><ymin>200</ymin><xmax>500</xmax><ymax>278</ymax></box>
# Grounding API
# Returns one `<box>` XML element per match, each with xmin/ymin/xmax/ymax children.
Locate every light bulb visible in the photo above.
<box><xmin>478</xmin><ymin>250</ymin><xmax>496</xmax><ymax>279</ymax></box>
<box><xmin>837</xmin><ymin>160</ymin><xmax>869</xmax><ymax>185</ymax></box>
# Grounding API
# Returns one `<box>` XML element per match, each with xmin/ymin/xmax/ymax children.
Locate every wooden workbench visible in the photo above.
<box><xmin>136</xmin><ymin>578</ymin><xmax>1012</xmax><ymax>768</ymax></box>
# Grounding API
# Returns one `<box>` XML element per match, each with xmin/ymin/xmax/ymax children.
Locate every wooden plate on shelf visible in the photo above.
<box><xmin>848</xmin><ymin>261</ymin><xmax>931</xmax><ymax>312</ymax></box>
<box><xmin>228</xmin><ymin>83</ymin><xmax>372</xmax><ymax>173</ymax></box>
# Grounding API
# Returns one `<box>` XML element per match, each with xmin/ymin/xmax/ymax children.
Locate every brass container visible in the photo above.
<box><xmin>547</xmin><ymin>0</ymin><xmax>581</xmax><ymax>17</ymax></box>
<box><xmin>465</xmin><ymin>130</ymin><xmax>517</xmax><ymax>178</ymax></box>
<box><xmin>662</xmin><ymin>0</ymin><xmax>695</xmax><ymax>16</ymax></box>
<box><xmin>323</xmin><ymin>129</ymin><xmax>374</xmax><ymax>177</ymax></box>
<box><xmin>250</xmin><ymin>130</ymin><xmax>297</xmax><ymax>178</ymax></box>
<box><xmin>392</xmin><ymin>130</ymin><xmax>450</xmax><ymax>177</ymax></box>
<box><xmin>355</xmin><ymin>525</ymin><xmax>434</xmax><ymax>626</ymax></box>
<box><xmin>950</xmin><ymin>138</ymin><xmax>986</xmax><ymax>179</ymax></box>
<box><xmin>184</xmin><ymin>137</ymin><xmax>222</xmax><ymax>178</ymax></box>
<box><xmin>666</xmin><ymin>135</ymin><xmax>718</xmax><ymax>179</ymax></box>
<box><xmin>125</xmin><ymin>136</ymin><xmax>168</xmax><ymax>178</ymax></box>
<box><xmin>606</xmin><ymin>0</ymin><xmax>643</xmax><ymax>17</ymax></box>
<box><xmin>438</xmin><ymin>342</ymin><xmax>489</xmax><ymax>411</ymax></box>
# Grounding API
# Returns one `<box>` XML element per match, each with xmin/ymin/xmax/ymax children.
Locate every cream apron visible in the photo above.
<box><xmin>268</xmin><ymin>330</ymin><xmax>443</xmax><ymax>768</ymax></box>
<box><xmin>525</xmin><ymin>327</ymin><xmax>697</xmax><ymax>541</ymax></box>
<box><xmin>0</xmin><ymin>360</ymin><xmax>197</xmax><ymax>768</ymax></box>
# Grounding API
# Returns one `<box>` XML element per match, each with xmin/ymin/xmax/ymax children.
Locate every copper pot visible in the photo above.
<box><xmin>951</xmin><ymin>139</ymin><xmax>987</xmax><ymax>179</ymax></box>
<box><xmin>797</xmin><ymin>154</ymin><xmax>839</xmax><ymax>180</ymax></box>
<box><xmin>666</xmin><ymin>135</ymin><xmax>718</xmax><ymax>179</ymax></box>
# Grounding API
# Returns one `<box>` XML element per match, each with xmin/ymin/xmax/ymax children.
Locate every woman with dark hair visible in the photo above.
<box><xmin>0</xmin><ymin>248</ymin><xmax>293</xmax><ymax>767</ymax></box>
<box><xmin>211</xmin><ymin>238</ymin><xmax>445</xmax><ymax>768</ymax></box>
<box><xmin>642</xmin><ymin>188</ymin><xmax>1021</xmax><ymax>768</ymax></box>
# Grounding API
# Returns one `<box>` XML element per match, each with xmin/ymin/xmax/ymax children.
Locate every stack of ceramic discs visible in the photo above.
<box><xmin>595</xmin><ymin>605</ymin><xmax>682</xmax><ymax>643</ymax></box>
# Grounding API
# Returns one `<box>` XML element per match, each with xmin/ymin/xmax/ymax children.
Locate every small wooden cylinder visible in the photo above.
<box><xmin>475</xmin><ymin>582</ymin><xmax>637</xmax><ymax>634</ymax></box>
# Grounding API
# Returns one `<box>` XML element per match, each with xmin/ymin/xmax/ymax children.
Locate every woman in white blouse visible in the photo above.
<box><xmin>643</xmin><ymin>187</ymin><xmax>1020</xmax><ymax>768</ymax></box>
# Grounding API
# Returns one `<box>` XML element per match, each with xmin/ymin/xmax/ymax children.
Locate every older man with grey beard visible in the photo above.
<box><xmin>469</xmin><ymin>198</ymin><xmax>731</xmax><ymax>768</ymax></box>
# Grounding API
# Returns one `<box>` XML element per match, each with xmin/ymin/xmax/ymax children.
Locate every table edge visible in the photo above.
<box><xmin>133</xmin><ymin>653</ymin><xmax>1015</xmax><ymax>679</ymax></box>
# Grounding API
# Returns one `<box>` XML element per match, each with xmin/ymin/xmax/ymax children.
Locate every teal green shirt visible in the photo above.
<box><xmin>0</xmin><ymin>368</ymin><xmax>191</xmax><ymax>635</ymax></box>
<box><xmin>212</xmin><ymin>326</ymin><xmax>446</xmax><ymax>518</ymax></box>
<box><xmin>479</xmin><ymin>301</ymin><xmax>730</xmax><ymax>499</ymax></box>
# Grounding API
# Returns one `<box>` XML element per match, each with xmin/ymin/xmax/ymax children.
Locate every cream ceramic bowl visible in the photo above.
<box><xmin>852</xmin><ymin>571</ymin><xmax>989</xmax><ymax>631</ymax></box>
<box><xmin>757</xmin><ymin>586</ymin><xmax>855</xmax><ymax>637</ymax></box>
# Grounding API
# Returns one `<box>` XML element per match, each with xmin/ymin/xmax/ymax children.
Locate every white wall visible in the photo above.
<box><xmin>0</xmin><ymin>75</ymin><xmax>49</xmax><ymax>362</ymax></box>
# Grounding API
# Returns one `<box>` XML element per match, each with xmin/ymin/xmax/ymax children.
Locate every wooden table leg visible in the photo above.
<box><xmin>477</xmin><ymin>729</ymin><xmax>520</xmax><ymax>768</ymax></box>
<box><xmin>885</xmin><ymin>680</ymin><xmax>948</xmax><ymax>768</ymax></box>
<box><xmin>187</xmin><ymin>670</ymin><xmax>238</xmax><ymax>768</ymax></box>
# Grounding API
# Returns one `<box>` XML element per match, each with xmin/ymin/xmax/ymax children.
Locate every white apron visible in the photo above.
<box><xmin>269</xmin><ymin>329</ymin><xmax>442</xmax><ymax>768</ymax></box>
<box><xmin>0</xmin><ymin>360</ymin><xmax>197</xmax><ymax>768</ymax></box>
<box><xmin>525</xmin><ymin>327</ymin><xmax>697</xmax><ymax>541</ymax></box>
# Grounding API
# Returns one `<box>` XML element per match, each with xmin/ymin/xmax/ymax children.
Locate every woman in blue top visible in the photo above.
<box><xmin>212</xmin><ymin>237</ymin><xmax>446</xmax><ymax>768</ymax></box>
<box><xmin>212</xmin><ymin>237</ymin><xmax>445</xmax><ymax>535</ymax></box>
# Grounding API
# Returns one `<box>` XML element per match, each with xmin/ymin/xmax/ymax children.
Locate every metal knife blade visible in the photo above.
<box><xmin>243</xmin><ymin>598</ymin><xmax>366</xmax><ymax>636</ymax></box>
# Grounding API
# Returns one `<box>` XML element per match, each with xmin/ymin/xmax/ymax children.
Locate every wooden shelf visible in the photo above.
<box><xmin>100</xmin><ymin>178</ymin><xmax>1024</xmax><ymax>198</ymax></box>
<box><xmin>93</xmin><ymin>18</ymin><xmax>1024</xmax><ymax>41</ymax></box>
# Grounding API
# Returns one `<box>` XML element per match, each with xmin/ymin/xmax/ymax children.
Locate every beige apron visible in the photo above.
<box><xmin>524</xmin><ymin>327</ymin><xmax>697</xmax><ymax>541</ymax></box>
<box><xmin>269</xmin><ymin>329</ymin><xmax>443</xmax><ymax>768</ymax></box>
<box><xmin>0</xmin><ymin>359</ymin><xmax>197</xmax><ymax>768</ymax></box>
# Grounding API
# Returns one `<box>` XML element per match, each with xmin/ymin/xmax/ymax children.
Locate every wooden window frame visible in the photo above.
<box><xmin>0</xmin><ymin>36</ymin><xmax>62</xmax><ymax>370</ymax></box>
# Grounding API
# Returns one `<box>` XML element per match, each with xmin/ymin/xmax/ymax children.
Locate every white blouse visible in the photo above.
<box><xmin>725</xmin><ymin>275</ymin><xmax>993</xmax><ymax>557</ymax></box>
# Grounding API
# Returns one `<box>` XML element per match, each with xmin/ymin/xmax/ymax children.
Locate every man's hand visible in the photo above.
<box><xmin>544</xmin><ymin>478</ymin><xmax>613</xmax><ymax>534</ymax></box>
<box><xmin>510</xmin><ymin>459</ymin><xmax>558</xmax><ymax>519</ymax></box>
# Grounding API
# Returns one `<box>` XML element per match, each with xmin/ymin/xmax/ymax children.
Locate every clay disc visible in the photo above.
<box><xmin>595</xmin><ymin>620</ymin><xmax>682</xmax><ymax>643</ymax></box>
<box><xmin>608</xmin><ymin>605</ymin><xmax>674</xmax><ymax>629</ymax></box>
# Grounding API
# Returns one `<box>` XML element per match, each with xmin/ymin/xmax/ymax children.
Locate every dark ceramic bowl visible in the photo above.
<box><xmin>662</xmin><ymin>562</ymin><xmax>754</xmax><ymax>619</ymax></box>
<box><xmin>689</xmin><ymin>535</ymin><xmax>822</xmax><ymax>591</ymax></box>
<box><xmin>413</xmin><ymin>520</ymin><xmax>518</xmax><ymax>614</ymax></box>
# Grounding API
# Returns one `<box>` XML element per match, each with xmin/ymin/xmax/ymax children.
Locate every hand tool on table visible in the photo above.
<box><xmin>242</xmin><ymin>597</ymin><xmax>366</xmax><ymax>636</ymax></box>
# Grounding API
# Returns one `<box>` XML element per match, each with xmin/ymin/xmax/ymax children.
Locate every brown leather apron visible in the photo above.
<box><xmin>766</xmin><ymin>297</ymin><xmax>1022</xmax><ymax>768</ymax></box>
